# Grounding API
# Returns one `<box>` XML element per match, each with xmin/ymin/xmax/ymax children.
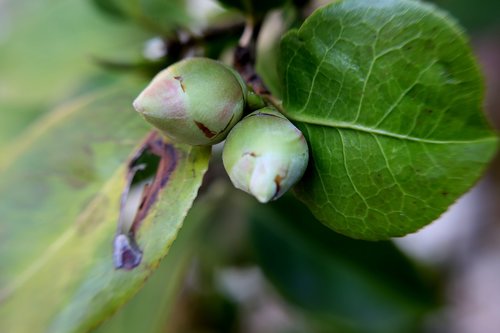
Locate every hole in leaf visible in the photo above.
<box><xmin>114</xmin><ymin>131</ymin><xmax>178</xmax><ymax>270</ymax></box>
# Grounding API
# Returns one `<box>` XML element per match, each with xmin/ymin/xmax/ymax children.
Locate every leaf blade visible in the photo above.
<box><xmin>0</xmin><ymin>82</ymin><xmax>211</xmax><ymax>333</ymax></box>
<box><xmin>0</xmin><ymin>0</ymin><xmax>149</xmax><ymax>149</ymax></box>
<box><xmin>280</xmin><ymin>0</ymin><xmax>498</xmax><ymax>239</ymax></box>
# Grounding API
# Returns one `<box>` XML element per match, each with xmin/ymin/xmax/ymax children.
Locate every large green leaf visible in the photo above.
<box><xmin>280</xmin><ymin>0</ymin><xmax>498</xmax><ymax>239</ymax></box>
<box><xmin>250</xmin><ymin>196</ymin><xmax>440</xmax><ymax>333</ymax></box>
<box><xmin>0</xmin><ymin>0</ymin><xmax>148</xmax><ymax>149</ymax></box>
<box><xmin>0</xmin><ymin>80</ymin><xmax>211</xmax><ymax>333</ymax></box>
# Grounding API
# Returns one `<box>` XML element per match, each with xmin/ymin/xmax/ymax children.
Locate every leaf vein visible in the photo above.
<box><xmin>299</xmin><ymin>26</ymin><xmax>344</xmax><ymax>114</ymax></box>
<box><xmin>337</xmin><ymin>129</ymin><xmax>370</xmax><ymax>212</ymax></box>
<box><xmin>286</xmin><ymin>114</ymin><xmax>495</xmax><ymax>145</ymax></box>
<box><xmin>374</xmin><ymin>60</ymin><xmax>437</xmax><ymax>128</ymax></box>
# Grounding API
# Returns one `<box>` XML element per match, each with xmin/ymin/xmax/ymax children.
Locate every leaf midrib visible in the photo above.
<box><xmin>286</xmin><ymin>114</ymin><xmax>496</xmax><ymax>144</ymax></box>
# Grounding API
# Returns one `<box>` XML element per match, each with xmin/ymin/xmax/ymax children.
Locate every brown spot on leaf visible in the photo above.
<box><xmin>195</xmin><ymin>121</ymin><xmax>217</xmax><ymax>138</ymax></box>
<box><xmin>174</xmin><ymin>76</ymin><xmax>186</xmax><ymax>92</ymax></box>
<box><xmin>129</xmin><ymin>132</ymin><xmax>177</xmax><ymax>230</ymax></box>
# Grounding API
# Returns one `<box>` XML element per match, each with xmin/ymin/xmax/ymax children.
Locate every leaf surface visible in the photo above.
<box><xmin>0</xmin><ymin>0</ymin><xmax>148</xmax><ymax>149</ymax></box>
<box><xmin>0</xmin><ymin>81</ymin><xmax>211</xmax><ymax>333</ymax></box>
<box><xmin>280</xmin><ymin>0</ymin><xmax>498</xmax><ymax>239</ymax></box>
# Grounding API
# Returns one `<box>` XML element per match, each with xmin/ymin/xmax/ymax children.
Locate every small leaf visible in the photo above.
<box><xmin>250</xmin><ymin>196</ymin><xmax>440</xmax><ymax>333</ymax></box>
<box><xmin>0</xmin><ymin>82</ymin><xmax>211</xmax><ymax>333</ymax></box>
<box><xmin>280</xmin><ymin>0</ymin><xmax>498</xmax><ymax>239</ymax></box>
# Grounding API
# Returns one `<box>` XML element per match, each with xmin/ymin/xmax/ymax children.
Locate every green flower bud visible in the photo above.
<box><xmin>133</xmin><ymin>57</ymin><xmax>247</xmax><ymax>145</ymax></box>
<box><xmin>222</xmin><ymin>107</ymin><xmax>309</xmax><ymax>203</ymax></box>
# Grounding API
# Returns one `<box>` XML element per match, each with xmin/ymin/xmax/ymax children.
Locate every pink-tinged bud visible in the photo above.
<box><xmin>133</xmin><ymin>57</ymin><xmax>247</xmax><ymax>145</ymax></box>
<box><xmin>222</xmin><ymin>107</ymin><xmax>309</xmax><ymax>203</ymax></box>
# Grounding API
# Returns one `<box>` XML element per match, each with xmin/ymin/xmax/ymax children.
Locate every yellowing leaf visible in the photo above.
<box><xmin>0</xmin><ymin>81</ymin><xmax>211</xmax><ymax>333</ymax></box>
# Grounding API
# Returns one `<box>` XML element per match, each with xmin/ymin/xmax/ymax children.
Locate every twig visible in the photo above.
<box><xmin>233</xmin><ymin>17</ymin><xmax>269</xmax><ymax>95</ymax></box>
<box><xmin>262</xmin><ymin>94</ymin><xmax>286</xmax><ymax>115</ymax></box>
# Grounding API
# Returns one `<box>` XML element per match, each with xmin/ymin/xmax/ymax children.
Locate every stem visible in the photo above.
<box><xmin>233</xmin><ymin>17</ymin><xmax>288</xmax><ymax>115</ymax></box>
<box><xmin>233</xmin><ymin>17</ymin><xmax>269</xmax><ymax>95</ymax></box>
<box><xmin>262</xmin><ymin>94</ymin><xmax>285</xmax><ymax>114</ymax></box>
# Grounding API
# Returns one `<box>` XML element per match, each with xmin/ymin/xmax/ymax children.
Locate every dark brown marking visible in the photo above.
<box><xmin>274</xmin><ymin>175</ymin><xmax>283</xmax><ymax>198</ymax></box>
<box><xmin>194</xmin><ymin>121</ymin><xmax>217</xmax><ymax>138</ymax></box>
<box><xmin>130</xmin><ymin>133</ymin><xmax>177</xmax><ymax>232</ymax></box>
<box><xmin>174</xmin><ymin>76</ymin><xmax>186</xmax><ymax>92</ymax></box>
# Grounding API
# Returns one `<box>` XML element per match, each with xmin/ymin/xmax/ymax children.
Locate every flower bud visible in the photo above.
<box><xmin>133</xmin><ymin>57</ymin><xmax>247</xmax><ymax>145</ymax></box>
<box><xmin>222</xmin><ymin>107</ymin><xmax>309</xmax><ymax>203</ymax></box>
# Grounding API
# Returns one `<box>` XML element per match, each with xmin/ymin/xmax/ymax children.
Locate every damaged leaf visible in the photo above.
<box><xmin>0</xmin><ymin>82</ymin><xmax>211</xmax><ymax>333</ymax></box>
<box><xmin>95</xmin><ymin>182</ymin><xmax>228</xmax><ymax>333</ymax></box>
<box><xmin>114</xmin><ymin>132</ymin><xmax>179</xmax><ymax>270</ymax></box>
